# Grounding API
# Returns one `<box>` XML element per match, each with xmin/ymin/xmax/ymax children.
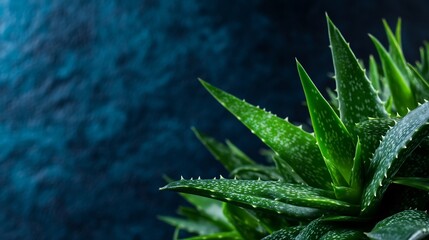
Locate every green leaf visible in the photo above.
<box><xmin>261</xmin><ymin>226</ymin><xmax>305</xmax><ymax>240</ymax></box>
<box><xmin>192</xmin><ymin>128</ymin><xmax>255</xmax><ymax>173</ymax></box>
<box><xmin>199</xmin><ymin>79</ymin><xmax>331</xmax><ymax>190</ymax></box>
<box><xmin>223</xmin><ymin>203</ymin><xmax>267</xmax><ymax>239</ymax></box>
<box><xmin>333</xmin><ymin>139</ymin><xmax>363</xmax><ymax>203</ymax></box>
<box><xmin>320</xmin><ymin>215</ymin><xmax>370</xmax><ymax>223</ymax></box>
<box><xmin>355</xmin><ymin>118</ymin><xmax>395</xmax><ymax>172</ymax></box>
<box><xmin>327</xmin><ymin>15</ymin><xmax>387</xmax><ymax>134</ymax></box>
<box><xmin>161</xmin><ymin>179</ymin><xmax>359</xmax><ymax>218</ymax></box>
<box><xmin>320</xmin><ymin>229</ymin><xmax>368</xmax><ymax>240</ymax></box>
<box><xmin>366</xmin><ymin>210</ymin><xmax>429</xmax><ymax>240</ymax></box>
<box><xmin>393</xmin><ymin>177</ymin><xmax>429</xmax><ymax>191</ymax></box>
<box><xmin>369</xmin><ymin>35</ymin><xmax>416</xmax><ymax>115</ymax></box>
<box><xmin>397</xmin><ymin>144</ymin><xmax>429</xmax><ymax>177</ymax></box>
<box><xmin>253</xmin><ymin>211</ymin><xmax>291</xmax><ymax>234</ymax></box>
<box><xmin>180</xmin><ymin>193</ymin><xmax>232</xmax><ymax>230</ymax></box>
<box><xmin>382</xmin><ymin>19</ymin><xmax>408</xmax><ymax>75</ymax></box>
<box><xmin>295</xmin><ymin>219</ymin><xmax>335</xmax><ymax>240</ymax></box>
<box><xmin>297</xmin><ymin>61</ymin><xmax>355</xmax><ymax>188</ymax></box>
<box><xmin>271</xmin><ymin>155</ymin><xmax>307</xmax><ymax>184</ymax></box>
<box><xmin>417</xmin><ymin>42</ymin><xmax>429</xmax><ymax>80</ymax></box>
<box><xmin>182</xmin><ymin>231</ymin><xmax>241</xmax><ymax>240</ymax></box>
<box><xmin>408</xmin><ymin>63</ymin><xmax>429</xmax><ymax>101</ymax></box>
<box><xmin>361</xmin><ymin>102</ymin><xmax>429</xmax><ymax>216</ymax></box>
<box><xmin>369</xmin><ymin>55</ymin><xmax>380</xmax><ymax>91</ymax></box>
<box><xmin>394</xmin><ymin>18</ymin><xmax>402</xmax><ymax>47</ymax></box>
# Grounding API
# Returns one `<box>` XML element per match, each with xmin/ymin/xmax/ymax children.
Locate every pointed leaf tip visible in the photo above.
<box><xmin>297</xmin><ymin>61</ymin><xmax>356</xmax><ymax>193</ymax></box>
<box><xmin>200</xmin><ymin>79</ymin><xmax>332</xmax><ymax>190</ymax></box>
<box><xmin>369</xmin><ymin>34</ymin><xmax>415</xmax><ymax>115</ymax></box>
<box><xmin>328</xmin><ymin>16</ymin><xmax>387</xmax><ymax>134</ymax></box>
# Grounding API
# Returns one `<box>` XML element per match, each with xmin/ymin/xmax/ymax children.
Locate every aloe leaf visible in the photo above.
<box><xmin>417</xmin><ymin>42</ymin><xmax>429</xmax><ymax>80</ymax></box>
<box><xmin>333</xmin><ymin>138</ymin><xmax>363</xmax><ymax>203</ymax></box>
<box><xmin>259</xmin><ymin>147</ymin><xmax>305</xmax><ymax>183</ymax></box>
<box><xmin>382</xmin><ymin>19</ymin><xmax>408</xmax><ymax>75</ymax></box>
<box><xmin>192</xmin><ymin>128</ymin><xmax>254</xmax><ymax>173</ymax></box>
<box><xmin>361</xmin><ymin>102</ymin><xmax>429</xmax><ymax>216</ymax></box>
<box><xmin>295</xmin><ymin>219</ymin><xmax>335</xmax><ymax>240</ymax></box>
<box><xmin>272</xmin><ymin>155</ymin><xmax>307</xmax><ymax>184</ymax></box>
<box><xmin>393</xmin><ymin>177</ymin><xmax>429</xmax><ymax>191</ymax></box>
<box><xmin>327</xmin><ymin>16</ymin><xmax>387</xmax><ymax>134</ymax></box>
<box><xmin>408</xmin><ymin>64</ymin><xmax>429</xmax><ymax>101</ymax></box>
<box><xmin>199</xmin><ymin>79</ymin><xmax>331</xmax><ymax>190</ymax></box>
<box><xmin>397</xmin><ymin>144</ymin><xmax>429</xmax><ymax>177</ymax></box>
<box><xmin>320</xmin><ymin>215</ymin><xmax>370</xmax><ymax>223</ymax></box>
<box><xmin>297</xmin><ymin>61</ymin><xmax>355</xmax><ymax>188</ymax></box>
<box><xmin>161</xmin><ymin>179</ymin><xmax>359</xmax><ymax>217</ymax></box>
<box><xmin>253</xmin><ymin>211</ymin><xmax>291</xmax><ymax>234</ymax></box>
<box><xmin>180</xmin><ymin>193</ymin><xmax>232</xmax><ymax>229</ymax></box>
<box><xmin>261</xmin><ymin>226</ymin><xmax>305</xmax><ymax>240</ymax></box>
<box><xmin>182</xmin><ymin>231</ymin><xmax>241</xmax><ymax>240</ymax></box>
<box><xmin>369</xmin><ymin>55</ymin><xmax>380</xmax><ymax>91</ymax></box>
<box><xmin>177</xmin><ymin>206</ymin><xmax>233</xmax><ymax>231</ymax></box>
<box><xmin>223</xmin><ymin>203</ymin><xmax>267</xmax><ymax>239</ymax></box>
<box><xmin>366</xmin><ymin>210</ymin><xmax>429</xmax><ymax>240</ymax></box>
<box><xmin>320</xmin><ymin>229</ymin><xmax>368</xmax><ymax>240</ymax></box>
<box><xmin>370</xmin><ymin>35</ymin><xmax>416</xmax><ymax>115</ymax></box>
<box><xmin>355</xmin><ymin>118</ymin><xmax>395</xmax><ymax>171</ymax></box>
<box><xmin>395</xmin><ymin>18</ymin><xmax>402</xmax><ymax>47</ymax></box>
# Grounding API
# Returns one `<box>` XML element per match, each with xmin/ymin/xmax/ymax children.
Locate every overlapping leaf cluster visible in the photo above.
<box><xmin>160</xmin><ymin>15</ymin><xmax>429</xmax><ymax>240</ymax></box>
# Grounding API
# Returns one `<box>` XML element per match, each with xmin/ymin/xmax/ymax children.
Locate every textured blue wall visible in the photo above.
<box><xmin>0</xmin><ymin>0</ymin><xmax>428</xmax><ymax>239</ymax></box>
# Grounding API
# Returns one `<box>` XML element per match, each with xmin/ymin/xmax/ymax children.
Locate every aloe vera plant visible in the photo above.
<box><xmin>160</xmin><ymin>15</ymin><xmax>429</xmax><ymax>240</ymax></box>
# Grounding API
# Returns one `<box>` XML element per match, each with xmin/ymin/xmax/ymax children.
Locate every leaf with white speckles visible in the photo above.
<box><xmin>320</xmin><ymin>229</ymin><xmax>368</xmax><ymax>240</ymax></box>
<box><xmin>355</xmin><ymin>118</ymin><xmax>395</xmax><ymax>171</ymax></box>
<box><xmin>295</xmin><ymin>218</ymin><xmax>335</xmax><ymax>240</ymax></box>
<box><xmin>297</xmin><ymin>61</ymin><xmax>355</xmax><ymax>189</ymax></box>
<box><xmin>223</xmin><ymin>203</ymin><xmax>267</xmax><ymax>239</ymax></box>
<box><xmin>361</xmin><ymin>102</ymin><xmax>429</xmax><ymax>216</ymax></box>
<box><xmin>370</xmin><ymin>35</ymin><xmax>416</xmax><ymax>115</ymax></box>
<box><xmin>261</xmin><ymin>226</ymin><xmax>304</xmax><ymax>240</ymax></box>
<box><xmin>161</xmin><ymin>179</ymin><xmax>359</xmax><ymax>218</ymax></box>
<box><xmin>393</xmin><ymin>177</ymin><xmax>429</xmax><ymax>191</ymax></box>
<box><xmin>327</xmin><ymin>16</ymin><xmax>387</xmax><ymax>134</ymax></box>
<box><xmin>366</xmin><ymin>210</ymin><xmax>429</xmax><ymax>240</ymax></box>
<box><xmin>199</xmin><ymin>79</ymin><xmax>331</xmax><ymax>190</ymax></box>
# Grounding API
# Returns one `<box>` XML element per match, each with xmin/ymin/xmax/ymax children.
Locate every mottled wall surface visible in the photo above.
<box><xmin>0</xmin><ymin>0</ymin><xmax>428</xmax><ymax>239</ymax></box>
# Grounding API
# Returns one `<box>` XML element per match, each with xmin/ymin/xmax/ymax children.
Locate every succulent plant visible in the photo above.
<box><xmin>160</xmin><ymin>15</ymin><xmax>429</xmax><ymax>240</ymax></box>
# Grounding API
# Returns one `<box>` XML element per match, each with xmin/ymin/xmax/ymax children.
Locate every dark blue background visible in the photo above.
<box><xmin>0</xmin><ymin>0</ymin><xmax>429</xmax><ymax>239</ymax></box>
